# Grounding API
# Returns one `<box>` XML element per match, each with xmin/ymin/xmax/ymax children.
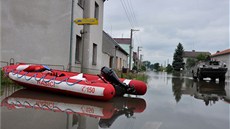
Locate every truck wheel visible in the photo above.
<box><xmin>198</xmin><ymin>69</ymin><xmax>203</xmax><ymax>80</ymax></box>
<box><xmin>219</xmin><ymin>76</ymin><xmax>225</xmax><ymax>82</ymax></box>
<box><xmin>199</xmin><ymin>75</ymin><xmax>203</xmax><ymax>80</ymax></box>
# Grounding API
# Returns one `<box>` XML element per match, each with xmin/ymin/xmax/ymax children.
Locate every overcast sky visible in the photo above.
<box><xmin>103</xmin><ymin>0</ymin><xmax>229</xmax><ymax>65</ymax></box>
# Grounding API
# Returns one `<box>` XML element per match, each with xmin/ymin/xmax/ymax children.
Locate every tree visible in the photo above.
<box><xmin>166</xmin><ymin>64</ymin><xmax>173</xmax><ymax>72</ymax></box>
<box><xmin>141</xmin><ymin>65</ymin><xmax>147</xmax><ymax>71</ymax></box>
<box><xmin>132</xmin><ymin>65</ymin><xmax>137</xmax><ymax>71</ymax></box>
<box><xmin>172</xmin><ymin>43</ymin><xmax>185</xmax><ymax>71</ymax></box>
<box><xmin>196</xmin><ymin>54</ymin><xmax>210</xmax><ymax>61</ymax></box>
<box><xmin>149</xmin><ymin>64</ymin><xmax>154</xmax><ymax>71</ymax></box>
<box><xmin>153</xmin><ymin>63</ymin><xmax>160</xmax><ymax>71</ymax></box>
<box><xmin>186</xmin><ymin>58</ymin><xmax>196</xmax><ymax>69</ymax></box>
<box><xmin>142</xmin><ymin>61</ymin><xmax>151</xmax><ymax>69</ymax></box>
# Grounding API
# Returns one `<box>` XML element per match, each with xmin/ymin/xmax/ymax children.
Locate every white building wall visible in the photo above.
<box><xmin>116</xmin><ymin>50</ymin><xmax>128</xmax><ymax>70</ymax></box>
<box><xmin>102</xmin><ymin>53</ymin><xmax>110</xmax><ymax>68</ymax></box>
<box><xmin>212</xmin><ymin>54</ymin><xmax>230</xmax><ymax>77</ymax></box>
<box><xmin>70</xmin><ymin>1</ymin><xmax>84</xmax><ymax>71</ymax></box>
<box><xmin>119</xmin><ymin>44</ymin><xmax>131</xmax><ymax>69</ymax></box>
<box><xmin>1</xmin><ymin>0</ymin><xmax>105</xmax><ymax>74</ymax></box>
<box><xmin>1</xmin><ymin>0</ymin><xmax>73</xmax><ymax>69</ymax></box>
<box><xmin>81</xmin><ymin>0</ymin><xmax>104</xmax><ymax>74</ymax></box>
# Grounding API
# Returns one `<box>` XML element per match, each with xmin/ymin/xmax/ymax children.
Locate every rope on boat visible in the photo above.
<box><xmin>34</xmin><ymin>74</ymin><xmax>47</xmax><ymax>81</ymax></box>
<box><xmin>25</xmin><ymin>73</ymin><xmax>36</xmax><ymax>81</ymax></box>
<box><xmin>17</xmin><ymin>72</ymin><xmax>28</xmax><ymax>79</ymax></box>
<box><xmin>4</xmin><ymin>68</ymin><xmax>82</xmax><ymax>86</ymax></box>
<box><xmin>43</xmin><ymin>76</ymin><xmax>56</xmax><ymax>83</ymax></box>
<box><xmin>65</xmin><ymin>78</ymin><xmax>82</xmax><ymax>86</ymax></box>
<box><xmin>54</xmin><ymin>78</ymin><xmax>68</xmax><ymax>84</ymax></box>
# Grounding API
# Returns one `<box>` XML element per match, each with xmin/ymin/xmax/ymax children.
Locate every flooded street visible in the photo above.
<box><xmin>1</xmin><ymin>72</ymin><xmax>229</xmax><ymax>129</ymax></box>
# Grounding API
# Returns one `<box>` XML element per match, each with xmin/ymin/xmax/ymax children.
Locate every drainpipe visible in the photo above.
<box><xmin>68</xmin><ymin>0</ymin><xmax>74</xmax><ymax>71</ymax></box>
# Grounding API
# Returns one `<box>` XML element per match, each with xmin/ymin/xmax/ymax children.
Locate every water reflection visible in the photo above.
<box><xmin>1</xmin><ymin>88</ymin><xmax>146</xmax><ymax>129</ymax></box>
<box><xmin>171</xmin><ymin>72</ymin><xmax>184</xmax><ymax>103</ymax></box>
<box><xmin>171</xmin><ymin>72</ymin><xmax>230</xmax><ymax>106</ymax></box>
<box><xmin>193</xmin><ymin>81</ymin><xmax>226</xmax><ymax>106</ymax></box>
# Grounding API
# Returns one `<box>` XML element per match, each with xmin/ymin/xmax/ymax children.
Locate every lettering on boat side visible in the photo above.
<box><xmin>37</xmin><ymin>80</ymin><xmax>55</xmax><ymax>87</ymax></box>
<box><xmin>81</xmin><ymin>86</ymin><xmax>96</xmax><ymax>94</ymax></box>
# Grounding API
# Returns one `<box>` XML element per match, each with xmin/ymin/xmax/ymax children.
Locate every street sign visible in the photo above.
<box><xmin>74</xmin><ymin>18</ymin><xmax>98</xmax><ymax>25</ymax></box>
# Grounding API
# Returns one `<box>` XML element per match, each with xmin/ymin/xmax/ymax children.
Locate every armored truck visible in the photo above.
<box><xmin>191</xmin><ymin>60</ymin><xmax>227</xmax><ymax>82</ymax></box>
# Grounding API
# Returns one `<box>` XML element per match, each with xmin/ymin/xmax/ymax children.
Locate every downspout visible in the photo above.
<box><xmin>68</xmin><ymin>0</ymin><xmax>74</xmax><ymax>71</ymax></box>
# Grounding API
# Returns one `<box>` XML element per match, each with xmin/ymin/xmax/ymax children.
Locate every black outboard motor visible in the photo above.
<box><xmin>101</xmin><ymin>66</ymin><xmax>135</xmax><ymax>96</ymax></box>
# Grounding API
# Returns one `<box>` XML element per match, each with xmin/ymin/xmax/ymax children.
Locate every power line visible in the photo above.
<box><xmin>119</xmin><ymin>0</ymin><xmax>143</xmax><ymax>46</ymax></box>
<box><xmin>127</xmin><ymin>0</ymin><xmax>139</xmax><ymax>27</ymax></box>
<box><xmin>119</xmin><ymin>0</ymin><xmax>139</xmax><ymax>28</ymax></box>
<box><xmin>120</xmin><ymin>0</ymin><xmax>134</xmax><ymax>28</ymax></box>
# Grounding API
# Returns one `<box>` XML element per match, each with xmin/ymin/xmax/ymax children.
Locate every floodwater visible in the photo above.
<box><xmin>1</xmin><ymin>72</ymin><xmax>229</xmax><ymax>129</ymax></box>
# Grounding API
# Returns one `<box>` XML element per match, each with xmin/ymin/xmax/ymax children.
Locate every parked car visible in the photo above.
<box><xmin>191</xmin><ymin>60</ymin><xmax>228</xmax><ymax>82</ymax></box>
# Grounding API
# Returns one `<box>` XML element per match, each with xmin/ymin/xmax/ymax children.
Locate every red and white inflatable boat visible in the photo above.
<box><xmin>2</xmin><ymin>64</ymin><xmax>147</xmax><ymax>101</ymax></box>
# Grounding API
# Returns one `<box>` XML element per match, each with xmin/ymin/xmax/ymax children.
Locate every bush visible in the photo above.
<box><xmin>116</xmin><ymin>70</ymin><xmax>148</xmax><ymax>83</ymax></box>
<box><xmin>1</xmin><ymin>69</ymin><xmax>14</xmax><ymax>85</ymax></box>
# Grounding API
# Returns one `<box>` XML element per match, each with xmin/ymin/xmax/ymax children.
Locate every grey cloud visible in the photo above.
<box><xmin>104</xmin><ymin>0</ymin><xmax>229</xmax><ymax>64</ymax></box>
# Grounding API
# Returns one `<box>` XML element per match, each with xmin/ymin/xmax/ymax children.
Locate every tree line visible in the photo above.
<box><xmin>142</xmin><ymin>61</ymin><xmax>173</xmax><ymax>72</ymax></box>
<box><xmin>142</xmin><ymin>42</ymin><xmax>210</xmax><ymax>72</ymax></box>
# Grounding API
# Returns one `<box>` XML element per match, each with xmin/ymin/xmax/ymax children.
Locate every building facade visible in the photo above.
<box><xmin>182</xmin><ymin>50</ymin><xmax>211</xmax><ymax>64</ymax></box>
<box><xmin>102</xmin><ymin>32</ymin><xmax>128</xmax><ymax>70</ymax></box>
<box><xmin>211</xmin><ymin>49</ymin><xmax>230</xmax><ymax>76</ymax></box>
<box><xmin>1</xmin><ymin>0</ymin><xmax>106</xmax><ymax>74</ymax></box>
<box><xmin>113</xmin><ymin>38</ymin><xmax>132</xmax><ymax>70</ymax></box>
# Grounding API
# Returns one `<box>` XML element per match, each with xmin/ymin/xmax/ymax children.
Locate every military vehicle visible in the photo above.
<box><xmin>191</xmin><ymin>60</ymin><xmax>227</xmax><ymax>82</ymax></box>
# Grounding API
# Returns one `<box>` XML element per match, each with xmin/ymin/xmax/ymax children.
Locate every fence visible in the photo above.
<box><xmin>1</xmin><ymin>61</ymin><xmax>9</xmax><ymax>67</ymax></box>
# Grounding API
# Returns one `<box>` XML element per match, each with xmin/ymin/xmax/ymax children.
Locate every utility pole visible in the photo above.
<box><xmin>129</xmin><ymin>29</ymin><xmax>139</xmax><ymax>71</ymax></box>
<box><xmin>137</xmin><ymin>46</ymin><xmax>142</xmax><ymax>69</ymax></box>
<box><xmin>140</xmin><ymin>54</ymin><xmax>143</xmax><ymax>69</ymax></box>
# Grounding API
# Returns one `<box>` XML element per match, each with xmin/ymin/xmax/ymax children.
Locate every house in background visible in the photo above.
<box><xmin>211</xmin><ymin>49</ymin><xmax>230</xmax><ymax>76</ymax></box>
<box><xmin>1</xmin><ymin>0</ymin><xmax>106</xmax><ymax>74</ymax></box>
<box><xmin>182</xmin><ymin>50</ymin><xmax>211</xmax><ymax>63</ymax></box>
<box><xmin>102</xmin><ymin>32</ymin><xmax>128</xmax><ymax>70</ymax></box>
<box><xmin>113</xmin><ymin>38</ymin><xmax>132</xmax><ymax>69</ymax></box>
<box><xmin>182</xmin><ymin>50</ymin><xmax>211</xmax><ymax>70</ymax></box>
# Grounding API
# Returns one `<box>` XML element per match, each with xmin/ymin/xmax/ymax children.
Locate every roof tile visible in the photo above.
<box><xmin>211</xmin><ymin>49</ymin><xmax>230</xmax><ymax>57</ymax></box>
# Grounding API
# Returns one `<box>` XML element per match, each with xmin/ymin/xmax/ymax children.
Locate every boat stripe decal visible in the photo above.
<box><xmin>9</xmin><ymin>72</ymin><xmax>105</xmax><ymax>96</ymax></box>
